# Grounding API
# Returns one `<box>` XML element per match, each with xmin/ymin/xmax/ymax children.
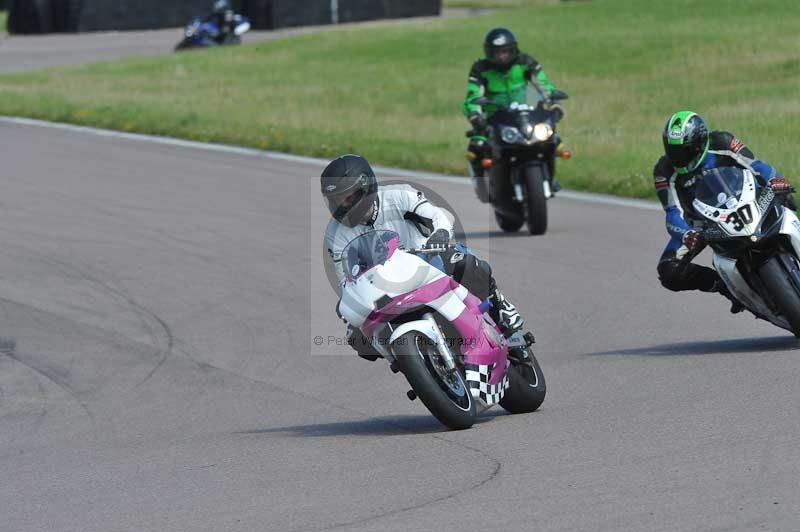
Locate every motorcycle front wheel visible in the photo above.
<box><xmin>758</xmin><ymin>255</ymin><xmax>800</xmax><ymax>337</ymax></box>
<box><xmin>524</xmin><ymin>165</ymin><xmax>548</xmax><ymax>235</ymax></box>
<box><xmin>393</xmin><ymin>332</ymin><xmax>476</xmax><ymax>430</ymax></box>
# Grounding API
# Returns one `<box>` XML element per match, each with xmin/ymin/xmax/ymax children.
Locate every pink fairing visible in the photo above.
<box><xmin>385</xmin><ymin>234</ymin><xmax>399</xmax><ymax>260</ymax></box>
<box><xmin>451</xmin><ymin>292</ymin><xmax>508</xmax><ymax>385</ymax></box>
<box><xmin>363</xmin><ymin>275</ymin><xmax>507</xmax><ymax>386</ymax></box>
<box><xmin>361</xmin><ymin>276</ymin><xmax>455</xmax><ymax>335</ymax></box>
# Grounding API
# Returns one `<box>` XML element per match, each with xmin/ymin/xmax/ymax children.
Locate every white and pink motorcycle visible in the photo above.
<box><xmin>337</xmin><ymin>230</ymin><xmax>545</xmax><ymax>429</ymax></box>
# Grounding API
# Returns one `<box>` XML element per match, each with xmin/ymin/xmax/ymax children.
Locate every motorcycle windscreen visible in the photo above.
<box><xmin>496</xmin><ymin>83</ymin><xmax>547</xmax><ymax>110</ymax></box>
<box><xmin>692</xmin><ymin>167</ymin><xmax>746</xmax><ymax>208</ymax></box>
<box><xmin>523</xmin><ymin>84</ymin><xmax>547</xmax><ymax>106</ymax></box>
<box><xmin>341</xmin><ymin>230</ymin><xmax>400</xmax><ymax>283</ymax></box>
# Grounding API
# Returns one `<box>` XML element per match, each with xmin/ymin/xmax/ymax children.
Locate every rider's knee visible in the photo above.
<box><xmin>453</xmin><ymin>253</ymin><xmax>494</xmax><ymax>300</ymax></box>
<box><xmin>657</xmin><ymin>260</ymin><xmax>683</xmax><ymax>292</ymax></box>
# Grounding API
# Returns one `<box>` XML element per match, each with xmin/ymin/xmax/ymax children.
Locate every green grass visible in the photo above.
<box><xmin>0</xmin><ymin>11</ymin><xmax>6</xmax><ymax>33</ymax></box>
<box><xmin>0</xmin><ymin>0</ymin><xmax>798</xmax><ymax>199</ymax></box>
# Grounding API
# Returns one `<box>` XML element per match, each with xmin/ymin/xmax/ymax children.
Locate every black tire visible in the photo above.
<box><xmin>758</xmin><ymin>255</ymin><xmax>800</xmax><ymax>337</ymax></box>
<box><xmin>489</xmin><ymin>161</ymin><xmax>524</xmax><ymax>232</ymax></box>
<box><xmin>393</xmin><ymin>332</ymin><xmax>476</xmax><ymax>430</ymax></box>
<box><xmin>472</xmin><ymin>174</ymin><xmax>491</xmax><ymax>204</ymax></box>
<box><xmin>499</xmin><ymin>348</ymin><xmax>546</xmax><ymax>414</ymax></box>
<box><xmin>494</xmin><ymin>209</ymin><xmax>524</xmax><ymax>232</ymax></box>
<box><xmin>524</xmin><ymin>165</ymin><xmax>548</xmax><ymax>235</ymax></box>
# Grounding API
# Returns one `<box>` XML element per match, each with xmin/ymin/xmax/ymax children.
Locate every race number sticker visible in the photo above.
<box><xmin>727</xmin><ymin>204</ymin><xmax>753</xmax><ymax>231</ymax></box>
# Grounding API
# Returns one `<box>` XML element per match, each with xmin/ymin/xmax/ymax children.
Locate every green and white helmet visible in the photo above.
<box><xmin>662</xmin><ymin>111</ymin><xmax>709</xmax><ymax>174</ymax></box>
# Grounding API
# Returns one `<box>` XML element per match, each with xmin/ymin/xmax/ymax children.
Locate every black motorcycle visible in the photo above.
<box><xmin>469</xmin><ymin>84</ymin><xmax>569</xmax><ymax>235</ymax></box>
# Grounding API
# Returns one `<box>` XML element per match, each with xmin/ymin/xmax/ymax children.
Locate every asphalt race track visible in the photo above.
<box><xmin>0</xmin><ymin>9</ymin><xmax>475</xmax><ymax>74</ymax></box>
<box><xmin>1</xmin><ymin>120</ymin><xmax>799</xmax><ymax>532</ymax></box>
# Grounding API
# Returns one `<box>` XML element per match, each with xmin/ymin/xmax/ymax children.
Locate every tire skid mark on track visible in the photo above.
<box><xmin>0</xmin><ymin>241</ymin><xmax>239</xmax><ymax>413</ymax></box>
<box><xmin>126</xmin><ymin>319</ymin><xmax>507</xmax><ymax>532</ymax></box>
<box><xmin>2</xmin><ymin>335</ymin><xmax>99</xmax><ymax>443</ymax></box>
<box><xmin>0</xmin><ymin>350</ymin><xmax>50</xmax><ymax>450</ymax></box>
<box><xmin>39</xmin><ymin>254</ymin><xmax>176</xmax><ymax>389</ymax></box>
<box><xmin>296</xmin><ymin>438</ymin><xmax>501</xmax><ymax>532</ymax></box>
<box><xmin>210</xmin><ymin>358</ymin><xmax>505</xmax><ymax>532</ymax></box>
<box><xmin>1</xmin><ymin>295</ymin><xmax>98</xmax><ymax>427</ymax></box>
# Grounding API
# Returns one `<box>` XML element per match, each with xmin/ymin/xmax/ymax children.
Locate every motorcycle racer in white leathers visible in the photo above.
<box><xmin>322</xmin><ymin>154</ymin><xmax>523</xmax><ymax>360</ymax></box>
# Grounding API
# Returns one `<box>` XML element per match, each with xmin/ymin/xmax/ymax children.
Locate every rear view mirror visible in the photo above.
<box><xmin>550</xmin><ymin>89</ymin><xmax>569</xmax><ymax>101</ymax></box>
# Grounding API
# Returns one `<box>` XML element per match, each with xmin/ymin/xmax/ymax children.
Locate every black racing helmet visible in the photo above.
<box><xmin>662</xmin><ymin>111</ymin><xmax>710</xmax><ymax>174</ymax></box>
<box><xmin>484</xmin><ymin>28</ymin><xmax>519</xmax><ymax>68</ymax></box>
<box><xmin>321</xmin><ymin>155</ymin><xmax>378</xmax><ymax>227</ymax></box>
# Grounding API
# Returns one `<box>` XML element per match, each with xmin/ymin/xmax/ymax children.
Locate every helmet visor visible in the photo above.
<box><xmin>324</xmin><ymin>188</ymin><xmax>366</xmax><ymax>222</ymax></box>
<box><xmin>664</xmin><ymin>140</ymin><xmax>704</xmax><ymax>170</ymax></box>
<box><xmin>489</xmin><ymin>46</ymin><xmax>515</xmax><ymax>66</ymax></box>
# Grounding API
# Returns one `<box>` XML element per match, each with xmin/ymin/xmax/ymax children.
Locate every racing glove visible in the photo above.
<box><xmin>682</xmin><ymin>230</ymin><xmax>705</xmax><ymax>254</ymax></box>
<box><xmin>546</xmin><ymin>101</ymin><xmax>565</xmax><ymax>122</ymax></box>
<box><xmin>468</xmin><ymin>113</ymin><xmax>489</xmax><ymax>134</ymax></box>
<box><xmin>768</xmin><ymin>176</ymin><xmax>794</xmax><ymax>195</ymax></box>
<box><xmin>423</xmin><ymin>229</ymin><xmax>451</xmax><ymax>250</ymax></box>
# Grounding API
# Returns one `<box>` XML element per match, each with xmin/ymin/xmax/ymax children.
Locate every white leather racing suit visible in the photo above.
<box><xmin>324</xmin><ymin>184</ymin><xmax>454</xmax><ymax>286</ymax></box>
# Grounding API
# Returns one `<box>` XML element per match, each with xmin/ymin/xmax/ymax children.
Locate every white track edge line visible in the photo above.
<box><xmin>1</xmin><ymin>115</ymin><xmax>660</xmax><ymax>211</ymax></box>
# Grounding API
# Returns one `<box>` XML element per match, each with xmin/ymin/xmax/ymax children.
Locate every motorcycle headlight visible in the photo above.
<box><xmin>533</xmin><ymin>123</ymin><xmax>553</xmax><ymax>141</ymax></box>
<box><xmin>501</xmin><ymin>126</ymin><xmax>522</xmax><ymax>144</ymax></box>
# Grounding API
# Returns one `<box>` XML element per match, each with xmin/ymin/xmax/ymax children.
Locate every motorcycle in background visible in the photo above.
<box><xmin>468</xmin><ymin>84</ymin><xmax>570</xmax><ymax>235</ymax></box>
<box><xmin>175</xmin><ymin>14</ymin><xmax>251</xmax><ymax>51</ymax></box>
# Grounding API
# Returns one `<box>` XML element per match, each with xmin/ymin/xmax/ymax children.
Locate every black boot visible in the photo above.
<box><xmin>489</xmin><ymin>289</ymin><xmax>524</xmax><ymax>337</ymax></box>
<box><xmin>713</xmin><ymin>280</ymin><xmax>745</xmax><ymax>314</ymax></box>
<box><xmin>469</xmin><ymin>160</ymin><xmax>485</xmax><ymax>178</ymax></box>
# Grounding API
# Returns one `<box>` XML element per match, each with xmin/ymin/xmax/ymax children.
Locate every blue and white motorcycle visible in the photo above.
<box><xmin>688</xmin><ymin>167</ymin><xmax>800</xmax><ymax>336</ymax></box>
<box><xmin>175</xmin><ymin>14</ymin><xmax>251</xmax><ymax>51</ymax></box>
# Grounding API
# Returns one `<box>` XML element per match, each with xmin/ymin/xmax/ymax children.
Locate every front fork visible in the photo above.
<box><xmin>510</xmin><ymin>161</ymin><xmax>551</xmax><ymax>202</ymax></box>
<box><xmin>510</xmin><ymin>163</ymin><xmax>525</xmax><ymax>203</ymax></box>
<box><xmin>422</xmin><ymin>312</ymin><xmax>458</xmax><ymax>372</ymax></box>
<box><xmin>383</xmin><ymin>314</ymin><xmax>459</xmax><ymax>373</ymax></box>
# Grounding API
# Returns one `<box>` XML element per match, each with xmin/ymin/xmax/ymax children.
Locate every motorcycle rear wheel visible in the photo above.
<box><xmin>494</xmin><ymin>209</ymin><xmax>524</xmax><ymax>232</ymax></box>
<box><xmin>393</xmin><ymin>332</ymin><xmax>476</xmax><ymax>430</ymax></box>
<box><xmin>758</xmin><ymin>255</ymin><xmax>800</xmax><ymax>337</ymax></box>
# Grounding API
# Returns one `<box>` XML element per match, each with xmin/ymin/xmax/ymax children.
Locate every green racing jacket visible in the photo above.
<box><xmin>461</xmin><ymin>53</ymin><xmax>556</xmax><ymax>121</ymax></box>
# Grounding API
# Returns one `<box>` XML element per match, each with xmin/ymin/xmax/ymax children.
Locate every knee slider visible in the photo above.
<box><xmin>657</xmin><ymin>260</ymin><xmax>683</xmax><ymax>292</ymax></box>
